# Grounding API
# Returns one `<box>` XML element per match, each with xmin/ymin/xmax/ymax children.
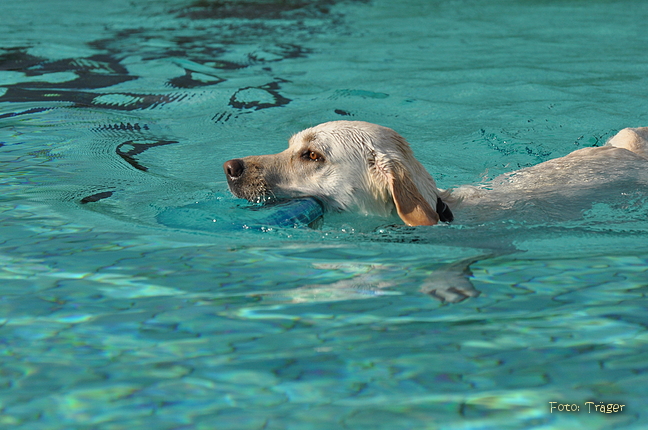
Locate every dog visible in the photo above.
<box><xmin>224</xmin><ymin>120</ymin><xmax>648</xmax><ymax>225</ymax></box>
<box><xmin>223</xmin><ymin>121</ymin><xmax>648</xmax><ymax>302</ymax></box>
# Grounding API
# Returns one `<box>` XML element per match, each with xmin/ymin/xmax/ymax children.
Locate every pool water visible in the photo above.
<box><xmin>1</xmin><ymin>0</ymin><xmax>648</xmax><ymax>428</ymax></box>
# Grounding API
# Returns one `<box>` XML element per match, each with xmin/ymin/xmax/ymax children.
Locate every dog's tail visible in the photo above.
<box><xmin>606</xmin><ymin>127</ymin><xmax>648</xmax><ymax>159</ymax></box>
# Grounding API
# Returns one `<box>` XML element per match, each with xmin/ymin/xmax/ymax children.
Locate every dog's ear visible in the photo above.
<box><xmin>388</xmin><ymin>163</ymin><xmax>439</xmax><ymax>226</ymax></box>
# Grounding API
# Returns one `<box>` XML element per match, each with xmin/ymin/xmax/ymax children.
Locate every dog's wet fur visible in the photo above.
<box><xmin>223</xmin><ymin>121</ymin><xmax>648</xmax><ymax>302</ymax></box>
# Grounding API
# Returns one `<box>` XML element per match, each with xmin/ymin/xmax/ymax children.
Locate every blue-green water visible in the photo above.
<box><xmin>1</xmin><ymin>0</ymin><xmax>648</xmax><ymax>428</ymax></box>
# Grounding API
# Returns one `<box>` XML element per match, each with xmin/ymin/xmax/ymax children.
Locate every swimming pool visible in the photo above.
<box><xmin>1</xmin><ymin>0</ymin><xmax>647</xmax><ymax>428</ymax></box>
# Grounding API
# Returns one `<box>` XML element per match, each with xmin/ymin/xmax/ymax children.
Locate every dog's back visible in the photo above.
<box><xmin>452</xmin><ymin>127</ymin><xmax>648</xmax><ymax>222</ymax></box>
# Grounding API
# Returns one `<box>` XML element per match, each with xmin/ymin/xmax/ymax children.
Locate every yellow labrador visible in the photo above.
<box><xmin>224</xmin><ymin>120</ymin><xmax>648</xmax><ymax>226</ymax></box>
<box><xmin>223</xmin><ymin>121</ymin><xmax>648</xmax><ymax>302</ymax></box>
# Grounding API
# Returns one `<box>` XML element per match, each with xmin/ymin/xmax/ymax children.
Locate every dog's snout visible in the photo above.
<box><xmin>224</xmin><ymin>158</ymin><xmax>245</xmax><ymax>180</ymax></box>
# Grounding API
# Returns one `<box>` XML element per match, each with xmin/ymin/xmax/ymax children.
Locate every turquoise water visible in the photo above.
<box><xmin>2</xmin><ymin>0</ymin><xmax>648</xmax><ymax>428</ymax></box>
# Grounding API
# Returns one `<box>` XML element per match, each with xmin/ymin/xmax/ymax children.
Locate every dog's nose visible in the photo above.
<box><xmin>223</xmin><ymin>158</ymin><xmax>245</xmax><ymax>179</ymax></box>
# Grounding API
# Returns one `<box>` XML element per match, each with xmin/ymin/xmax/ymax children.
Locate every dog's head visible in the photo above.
<box><xmin>223</xmin><ymin>121</ymin><xmax>451</xmax><ymax>226</ymax></box>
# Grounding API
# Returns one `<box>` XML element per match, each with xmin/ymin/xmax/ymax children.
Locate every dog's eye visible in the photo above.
<box><xmin>302</xmin><ymin>150</ymin><xmax>324</xmax><ymax>162</ymax></box>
